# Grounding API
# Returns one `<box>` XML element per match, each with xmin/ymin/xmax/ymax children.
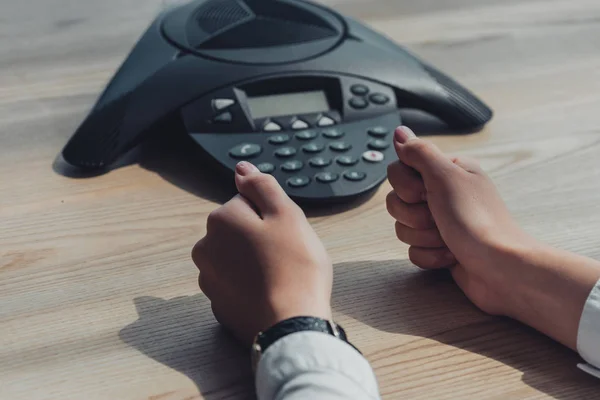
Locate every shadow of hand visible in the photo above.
<box><xmin>333</xmin><ymin>260</ymin><xmax>599</xmax><ymax>399</ymax></box>
<box><xmin>119</xmin><ymin>295</ymin><xmax>255</xmax><ymax>400</ymax></box>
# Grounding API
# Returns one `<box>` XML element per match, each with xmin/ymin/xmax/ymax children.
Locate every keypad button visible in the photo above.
<box><xmin>287</xmin><ymin>176</ymin><xmax>310</xmax><ymax>188</ymax></box>
<box><xmin>322</xmin><ymin>129</ymin><xmax>344</xmax><ymax>139</ymax></box>
<box><xmin>350</xmin><ymin>84</ymin><xmax>369</xmax><ymax>96</ymax></box>
<box><xmin>369</xmin><ymin>93</ymin><xmax>390</xmax><ymax>105</ymax></box>
<box><xmin>295</xmin><ymin>130</ymin><xmax>318</xmax><ymax>140</ymax></box>
<box><xmin>343</xmin><ymin>170</ymin><xmax>367</xmax><ymax>182</ymax></box>
<box><xmin>368</xmin><ymin>126</ymin><xmax>389</xmax><ymax>138</ymax></box>
<box><xmin>330</xmin><ymin>141</ymin><xmax>352</xmax><ymax>152</ymax></box>
<box><xmin>281</xmin><ymin>160</ymin><xmax>304</xmax><ymax>172</ymax></box>
<box><xmin>336</xmin><ymin>155</ymin><xmax>359</xmax><ymax>166</ymax></box>
<box><xmin>264</xmin><ymin>121</ymin><xmax>282</xmax><ymax>132</ymax></box>
<box><xmin>302</xmin><ymin>143</ymin><xmax>325</xmax><ymax>154</ymax></box>
<box><xmin>268</xmin><ymin>134</ymin><xmax>290</xmax><ymax>145</ymax></box>
<box><xmin>315</xmin><ymin>172</ymin><xmax>339</xmax><ymax>183</ymax></box>
<box><xmin>362</xmin><ymin>150</ymin><xmax>385</xmax><ymax>163</ymax></box>
<box><xmin>317</xmin><ymin>116</ymin><xmax>336</xmax><ymax>127</ymax></box>
<box><xmin>212</xmin><ymin>98</ymin><xmax>235</xmax><ymax>111</ymax></box>
<box><xmin>309</xmin><ymin>157</ymin><xmax>332</xmax><ymax>168</ymax></box>
<box><xmin>349</xmin><ymin>97</ymin><xmax>368</xmax><ymax>110</ymax></box>
<box><xmin>275</xmin><ymin>147</ymin><xmax>297</xmax><ymax>158</ymax></box>
<box><xmin>368</xmin><ymin>139</ymin><xmax>390</xmax><ymax>150</ymax></box>
<box><xmin>291</xmin><ymin>119</ymin><xmax>310</xmax><ymax>130</ymax></box>
<box><xmin>257</xmin><ymin>163</ymin><xmax>275</xmax><ymax>174</ymax></box>
<box><xmin>213</xmin><ymin>112</ymin><xmax>233</xmax><ymax>123</ymax></box>
<box><xmin>229</xmin><ymin>143</ymin><xmax>262</xmax><ymax>159</ymax></box>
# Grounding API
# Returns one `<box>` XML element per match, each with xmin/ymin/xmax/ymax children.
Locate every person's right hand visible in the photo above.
<box><xmin>386</xmin><ymin>126</ymin><xmax>536</xmax><ymax>317</ymax></box>
<box><xmin>192</xmin><ymin>161</ymin><xmax>333</xmax><ymax>346</ymax></box>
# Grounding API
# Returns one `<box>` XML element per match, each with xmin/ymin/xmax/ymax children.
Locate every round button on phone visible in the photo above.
<box><xmin>368</xmin><ymin>139</ymin><xmax>390</xmax><ymax>150</ymax></box>
<box><xmin>256</xmin><ymin>163</ymin><xmax>275</xmax><ymax>174</ymax></box>
<box><xmin>336</xmin><ymin>155</ymin><xmax>359</xmax><ymax>166</ymax></box>
<box><xmin>315</xmin><ymin>172</ymin><xmax>339</xmax><ymax>183</ymax></box>
<box><xmin>362</xmin><ymin>150</ymin><xmax>385</xmax><ymax>163</ymax></box>
<box><xmin>281</xmin><ymin>160</ymin><xmax>304</xmax><ymax>172</ymax></box>
<box><xmin>330</xmin><ymin>141</ymin><xmax>352</xmax><ymax>152</ymax></box>
<box><xmin>322</xmin><ymin>129</ymin><xmax>344</xmax><ymax>139</ymax></box>
<box><xmin>229</xmin><ymin>143</ymin><xmax>262</xmax><ymax>159</ymax></box>
<box><xmin>295</xmin><ymin>130</ymin><xmax>318</xmax><ymax>140</ymax></box>
<box><xmin>349</xmin><ymin>97</ymin><xmax>368</xmax><ymax>109</ymax></box>
<box><xmin>268</xmin><ymin>134</ymin><xmax>290</xmax><ymax>145</ymax></box>
<box><xmin>309</xmin><ymin>157</ymin><xmax>332</xmax><ymax>168</ymax></box>
<box><xmin>350</xmin><ymin>84</ymin><xmax>369</xmax><ymax>96</ymax></box>
<box><xmin>287</xmin><ymin>176</ymin><xmax>310</xmax><ymax>188</ymax></box>
<box><xmin>368</xmin><ymin>126</ymin><xmax>389</xmax><ymax>138</ymax></box>
<box><xmin>275</xmin><ymin>147</ymin><xmax>297</xmax><ymax>158</ymax></box>
<box><xmin>369</xmin><ymin>93</ymin><xmax>390</xmax><ymax>105</ymax></box>
<box><xmin>302</xmin><ymin>143</ymin><xmax>325</xmax><ymax>154</ymax></box>
<box><xmin>343</xmin><ymin>170</ymin><xmax>366</xmax><ymax>182</ymax></box>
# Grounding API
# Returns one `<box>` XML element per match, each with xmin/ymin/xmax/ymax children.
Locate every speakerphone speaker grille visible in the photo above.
<box><xmin>196</xmin><ymin>0</ymin><xmax>252</xmax><ymax>34</ymax></box>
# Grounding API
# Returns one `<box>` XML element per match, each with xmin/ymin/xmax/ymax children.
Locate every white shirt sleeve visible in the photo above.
<box><xmin>577</xmin><ymin>278</ymin><xmax>600</xmax><ymax>379</ymax></box>
<box><xmin>255</xmin><ymin>331</ymin><xmax>381</xmax><ymax>400</ymax></box>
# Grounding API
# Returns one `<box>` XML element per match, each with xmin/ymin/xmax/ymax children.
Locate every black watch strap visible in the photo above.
<box><xmin>255</xmin><ymin>316</ymin><xmax>357</xmax><ymax>354</ymax></box>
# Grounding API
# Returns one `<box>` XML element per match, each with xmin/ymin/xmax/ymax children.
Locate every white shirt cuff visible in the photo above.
<box><xmin>255</xmin><ymin>331</ymin><xmax>380</xmax><ymax>400</ymax></box>
<box><xmin>577</xmin><ymin>278</ymin><xmax>600</xmax><ymax>379</ymax></box>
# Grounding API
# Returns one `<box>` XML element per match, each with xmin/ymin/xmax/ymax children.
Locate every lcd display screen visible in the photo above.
<box><xmin>246</xmin><ymin>91</ymin><xmax>330</xmax><ymax>119</ymax></box>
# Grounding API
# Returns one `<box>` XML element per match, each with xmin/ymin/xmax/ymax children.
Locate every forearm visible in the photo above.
<box><xmin>503</xmin><ymin>242</ymin><xmax>600</xmax><ymax>351</ymax></box>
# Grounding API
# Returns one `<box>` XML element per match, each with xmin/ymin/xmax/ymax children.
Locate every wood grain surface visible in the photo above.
<box><xmin>2</xmin><ymin>0</ymin><xmax>600</xmax><ymax>399</ymax></box>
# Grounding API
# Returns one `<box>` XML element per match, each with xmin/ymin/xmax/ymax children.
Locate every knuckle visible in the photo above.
<box><xmin>411</xmin><ymin>208</ymin><xmax>434</xmax><ymax>230</ymax></box>
<box><xmin>251</xmin><ymin>173</ymin><xmax>279</xmax><ymax>191</ymax></box>
<box><xmin>395</xmin><ymin>222</ymin><xmax>407</xmax><ymax>241</ymax></box>
<box><xmin>385</xmin><ymin>191</ymin><xmax>397</xmax><ymax>213</ymax></box>
<box><xmin>206</xmin><ymin>209</ymin><xmax>225</xmax><ymax>230</ymax></box>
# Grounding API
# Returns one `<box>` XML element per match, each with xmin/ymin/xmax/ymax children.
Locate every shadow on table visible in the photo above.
<box><xmin>333</xmin><ymin>260</ymin><xmax>600</xmax><ymax>399</ymax></box>
<box><xmin>119</xmin><ymin>295</ymin><xmax>255</xmax><ymax>400</ymax></box>
<box><xmin>52</xmin><ymin>129</ymin><xmax>379</xmax><ymax>214</ymax></box>
<box><xmin>118</xmin><ymin>260</ymin><xmax>598</xmax><ymax>400</ymax></box>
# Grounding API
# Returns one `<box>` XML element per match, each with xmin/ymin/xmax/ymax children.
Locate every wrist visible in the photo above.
<box><xmin>494</xmin><ymin>241</ymin><xmax>600</xmax><ymax>349</ymax></box>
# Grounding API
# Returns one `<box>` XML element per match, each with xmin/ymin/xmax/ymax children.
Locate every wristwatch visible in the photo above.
<box><xmin>251</xmin><ymin>316</ymin><xmax>357</xmax><ymax>372</ymax></box>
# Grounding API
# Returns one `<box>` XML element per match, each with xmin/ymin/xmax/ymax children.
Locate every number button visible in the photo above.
<box><xmin>368</xmin><ymin>139</ymin><xmax>390</xmax><ymax>150</ymax></box>
<box><xmin>330</xmin><ymin>141</ymin><xmax>352</xmax><ymax>152</ymax></box>
<box><xmin>229</xmin><ymin>143</ymin><xmax>262</xmax><ymax>159</ymax></box>
<box><xmin>295</xmin><ymin>130</ymin><xmax>318</xmax><ymax>140</ymax></box>
<box><xmin>275</xmin><ymin>147</ymin><xmax>297</xmax><ymax>158</ymax></box>
<box><xmin>343</xmin><ymin>170</ymin><xmax>366</xmax><ymax>182</ymax></box>
<box><xmin>315</xmin><ymin>172</ymin><xmax>339</xmax><ymax>183</ymax></box>
<box><xmin>268</xmin><ymin>134</ymin><xmax>290</xmax><ymax>145</ymax></box>
<box><xmin>302</xmin><ymin>143</ymin><xmax>325</xmax><ymax>154</ymax></box>
<box><xmin>368</xmin><ymin>126</ymin><xmax>389</xmax><ymax>138</ymax></box>
<box><xmin>257</xmin><ymin>163</ymin><xmax>275</xmax><ymax>174</ymax></box>
<box><xmin>309</xmin><ymin>157</ymin><xmax>332</xmax><ymax>168</ymax></box>
<box><xmin>281</xmin><ymin>160</ymin><xmax>304</xmax><ymax>172</ymax></box>
<box><xmin>336</xmin><ymin>155</ymin><xmax>359</xmax><ymax>166</ymax></box>
<box><xmin>322</xmin><ymin>129</ymin><xmax>344</xmax><ymax>139</ymax></box>
<box><xmin>287</xmin><ymin>176</ymin><xmax>311</xmax><ymax>188</ymax></box>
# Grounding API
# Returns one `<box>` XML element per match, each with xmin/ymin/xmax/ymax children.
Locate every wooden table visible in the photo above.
<box><xmin>2</xmin><ymin>0</ymin><xmax>600</xmax><ymax>398</ymax></box>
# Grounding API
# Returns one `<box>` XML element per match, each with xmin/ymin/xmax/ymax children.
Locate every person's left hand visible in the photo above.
<box><xmin>192</xmin><ymin>162</ymin><xmax>333</xmax><ymax>345</ymax></box>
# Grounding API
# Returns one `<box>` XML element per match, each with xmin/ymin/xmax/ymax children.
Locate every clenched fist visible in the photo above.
<box><xmin>192</xmin><ymin>162</ymin><xmax>333</xmax><ymax>345</ymax></box>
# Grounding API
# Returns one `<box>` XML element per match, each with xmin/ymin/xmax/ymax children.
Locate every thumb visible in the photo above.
<box><xmin>393</xmin><ymin>126</ymin><xmax>455</xmax><ymax>181</ymax></box>
<box><xmin>234</xmin><ymin>161</ymin><xmax>291</xmax><ymax>217</ymax></box>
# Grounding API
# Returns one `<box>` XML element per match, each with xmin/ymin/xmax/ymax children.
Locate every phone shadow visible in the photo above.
<box><xmin>52</xmin><ymin>129</ymin><xmax>380</xmax><ymax>214</ymax></box>
<box><xmin>333</xmin><ymin>260</ymin><xmax>600</xmax><ymax>399</ymax></box>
